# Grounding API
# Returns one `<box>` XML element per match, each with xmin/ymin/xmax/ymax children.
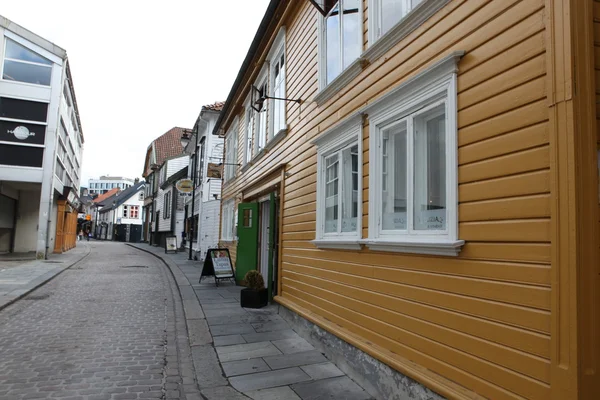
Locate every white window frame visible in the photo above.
<box><xmin>316</xmin><ymin>0</ymin><xmax>364</xmax><ymax>95</ymax></box>
<box><xmin>224</xmin><ymin>121</ymin><xmax>238</xmax><ymax>182</ymax></box>
<box><xmin>253</xmin><ymin>66</ymin><xmax>269</xmax><ymax>155</ymax></box>
<box><xmin>1</xmin><ymin>36</ymin><xmax>55</xmax><ymax>87</ymax></box>
<box><xmin>365</xmin><ymin>51</ymin><xmax>464</xmax><ymax>256</ymax></box>
<box><xmin>243</xmin><ymin>96</ymin><xmax>254</xmax><ymax>166</ymax></box>
<box><xmin>123</xmin><ymin>205</ymin><xmax>128</xmax><ymax>218</ymax></box>
<box><xmin>312</xmin><ymin>115</ymin><xmax>362</xmax><ymax>250</ymax></box>
<box><xmin>268</xmin><ymin>27</ymin><xmax>287</xmax><ymax>140</ymax></box>
<box><xmin>221</xmin><ymin>199</ymin><xmax>235</xmax><ymax>241</ymax></box>
<box><xmin>364</xmin><ymin>0</ymin><xmax>449</xmax><ymax>62</ymax></box>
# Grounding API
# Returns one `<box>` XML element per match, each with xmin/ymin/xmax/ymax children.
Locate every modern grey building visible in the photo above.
<box><xmin>0</xmin><ymin>15</ymin><xmax>84</xmax><ymax>257</ymax></box>
<box><xmin>88</xmin><ymin>176</ymin><xmax>135</xmax><ymax>195</ymax></box>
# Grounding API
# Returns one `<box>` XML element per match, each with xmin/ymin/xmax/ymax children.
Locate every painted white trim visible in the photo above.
<box><xmin>0</xmin><ymin>140</ymin><xmax>45</xmax><ymax>148</ymax></box>
<box><xmin>314</xmin><ymin>115</ymin><xmax>362</xmax><ymax>243</ymax></box>
<box><xmin>3</xmin><ymin>32</ymin><xmax>63</xmax><ymax>65</ymax></box>
<box><xmin>268</xmin><ymin>27</ymin><xmax>287</xmax><ymax>141</ymax></box>
<box><xmin>365</xmin><ymin>0</ymin><xmax>449</xmax><ymax>61</ymax></box>
<box><xmin>0</xmin><ymin>116</ymin><xmax>48</xmax><ymax>126</ymax></box>
<box><xmin>366</xmin><ymin>51</ymin><xmax>463</xmax><ymax>256</ymax></box>
<box><xmin>316</xmin><ymin>1</ymin><xmax>364</xmax><ymax>103</ymax></box>
<box><xmin>311</xmin><ymin>239</ymin><xmax>362</xmax><ymax>250</ymax></box>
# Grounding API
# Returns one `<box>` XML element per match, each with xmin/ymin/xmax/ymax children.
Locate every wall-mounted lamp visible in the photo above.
<box><xmin>251</xmin><ymin>84</ymin><xmax>302</xmax><ymax>113</ymax></box>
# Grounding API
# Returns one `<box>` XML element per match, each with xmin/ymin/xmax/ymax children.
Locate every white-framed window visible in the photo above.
<box><xmin>244</xmin><ymin>99</ymin><xmax>254</xmax><ymax>165</ymax></box>
<box><xmin>365</xmin><ymin>52</ymin><xmax>464</xmax><ymax>256</ymax></box>
<box><xmin>369</xmin><ymin>0</ymin><xmax>422</xmax><ymax>41</ymax></box>
<box><xmin>224</xmin><ymin>123</ymin><xmax>238</xmax><ymax>181</ymax></box>
<box><xmin>2</xmin><ymin>38</ymin><xmax>53</xmax><ymax>86</ymax></box>
<box><xmin>254</xmin><ymin>70</ymin><xmax>268</xmax><ymax>154</ymax></box>
<box><xmin>221</xmin><ymin>199</ymin><xmax>235</xmax><ymax>241</ymax></box>
<box><xmin>130</xmin><ymin>206</ymin><xmax>139</xmax><ymax>219</ymax></box>
<box><xmin>312</xmin><ymin>116</ymin><xmax>362</xmax><ymax>249</ymax></box>
<box><xmin>318</xmin><ymin>0</ymin><xmax>362</xmax><ymax>87</ymax></box>
<box><xmin>269</xmin><ymin>28</ymin><xmax>286</xmax><ymax>139</ymax></box>
<box><xmin>163</xmin><ymin>192</ymin><xmax>171</xmax><ymax>219</ymax></box>
<box><xmin>123</xmin><ymin>205</ymin><xmax>129</xmax><ymax>218</ymax></box>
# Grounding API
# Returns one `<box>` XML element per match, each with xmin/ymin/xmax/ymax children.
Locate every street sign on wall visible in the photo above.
<box><xmin>176</xmin><ymin>179</ymin><xmax>194</xmax><ymax>193</ymax></box>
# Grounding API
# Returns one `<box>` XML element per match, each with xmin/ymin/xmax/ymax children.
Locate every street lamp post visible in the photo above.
<box><xmin>180</xmin><ymin>127</ymin><xmax>198</xmax><ymax>261</ymax></box>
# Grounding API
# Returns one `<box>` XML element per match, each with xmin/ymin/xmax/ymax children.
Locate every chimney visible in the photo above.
<box><xmin>134</xmin><ymin>178</ymin><xmax>140</xmax><ymax>184</ymax></box>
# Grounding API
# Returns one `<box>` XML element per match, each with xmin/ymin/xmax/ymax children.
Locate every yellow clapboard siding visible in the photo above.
<box><xmin>458</xmin><ymin>76</ymin><xmax>546</xmax><ymax>128</ymax></box>
<box><xmin>282</xmin><ymin>231</ymin><xmax>315</xmax><ymax>241</ymax></box>
<box><xmin>459</xmin><ymin>242</ymin><xmax>551</xmax><ymax>264</ymax></box>
<box><xmin>458</xmin><ymin>53</ymin><xmax>546</xmax><ymax>110</ymax></box>
<box><xmin>283</xmin><ymin>221</ymin><xmax>315</xmax><ymax>233</ymax></box>
<box><xmin>459</xmin><ymin>145</ymin><xmax>549</xmax><ymax>184</ymax></box>
<box><xmin>460</xmin><ymin>219</ymin><xmax>551</xmax><ymax>243</ymax></box>
<box><xmin>283</xmin><ymin>202</ymin><xmax>315</xmax><ymax>218</ymax></box>
<box><xmin>282</xmin><ymin>285</ymin><xmax>550</xmax><ymax>400</ymax></box>
<box><xmin>285</xmin><ymin>269</ymin><xmax>550</xmax><ymax>358</ymax></box>
<box><xmin>283</xmin><ymin>246</ymin><xmax>550</xmax><ymax>285</ymax></box>
<box><xmin>283</xmin><ymin>260</ymin><xmax>550</xmax><ymax>334</ymax></box>
<box><xmin>286</xmin><ymin>272</ymin><xmax>550</xmax><ymax>381</ymax></box>
<box><xmin>458</xmin><ymin>31</ymin><xmax>545</xmax><ymax>92</ymax></box>
<box><xmin>459</xmin><ymin>194</ymin><xmax>551</xmax><ymax>222</ymax></box>
<box><xmin>285</xmin><ymin>182</ymin><xmax>316</xmax><ymax>201</ymax></box>
<box><xmin>284</xmin><ymin>192</ymin><xmax>316</xmax><ymax>209</ymax></box>
<box><xmin>459</xmin><ymin>169</ymin><xmax>550</xmax><ymax>202</ymax></box>
<box><xmin>283</xmin><ymin>211</ymin><xmax>316</xmax><ymax>225</ymax></box>
<box><xmin>458</xmin><ymin>99</ymin><xmax>548</xmax><ymax>147</ymax></box>
<box><xmin>459</xmin><ymin>122</ymin><xmax>548</xmax><ymax>164</ymax></box>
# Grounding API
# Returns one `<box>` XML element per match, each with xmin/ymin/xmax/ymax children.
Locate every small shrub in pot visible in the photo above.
<box><xmin>240</xmin><ymin>270</ymin><xmax>268</xmax><ymax>308</ymax></box>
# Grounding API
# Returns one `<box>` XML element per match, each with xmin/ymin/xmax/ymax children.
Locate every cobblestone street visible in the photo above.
<box><xmin>0</xmin><ymin>242</ymin><xmax>187</xmax><ymax>400</ymax></box>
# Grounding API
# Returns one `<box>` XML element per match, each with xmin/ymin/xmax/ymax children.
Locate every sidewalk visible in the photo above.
<box><xmin>0</xmin><ymin>242</ymin><xmax>91</xmax><ymax>311</ymax></box>
<box><xmin>129</xmin><ymin>243</ymin><xmax>373</xmax><ymax>400</ymax></box>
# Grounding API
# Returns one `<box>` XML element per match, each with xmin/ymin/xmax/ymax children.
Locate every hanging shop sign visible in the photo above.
<box><xmin>176</xmin><ymin>179</ymin><xmax>194</xmax><ymax>193</ymax></box>
<box><xmin>207</xmin><ymin>163</ymin><xmax>222</xmax><ymax>179</ymax></box>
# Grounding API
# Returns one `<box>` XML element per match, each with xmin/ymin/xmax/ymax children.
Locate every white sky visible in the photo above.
<box><xmin>1</xmin><ymin>0</ymin><xmax>271</xmax><ymax>185</ymax></box>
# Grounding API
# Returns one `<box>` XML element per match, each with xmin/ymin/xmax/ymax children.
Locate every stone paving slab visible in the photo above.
<box><xmin>245</xmin><ymin>386</ymin><xmax>302</xmax><ymax>400</ymax></box>
<box><xmin>210</xmin><ymin>322</ymin><xmax>257</xmax><ymax>336</ymax></box>
<box><xmin>201</xmin><ymin>385</ymin><xmax>250</xmax><ymax>400</ymax></box>
<box><xmin>207</xmin><ymin>313</ymin><xmax>282</xmax><ymax>326</ymax></box>
<box><xmin>188</xmin><ymin>319</ymin><xmax>212</xmax><ymax>346</ymax></box>
<box><xmin>242</xmin><ymin>329</ymin><xmax>299</xmax><ymax>344</ymax></box>
<box><xmin>229</xmin><ymin>367</ymin><xmax>311</xmax><ymax>392</ymax></box>
<box><xmin>214</xmin><ymin>334</ymin><xmax>247</xmax><ymax>347</ymax></box>
<box><xmin>272</xmin><ymin>337</ymin><xmax>315</xmax><ymax>354</ymax></box>
<box><xmin>291</xmin><ymin>376</ymin><xmax>372</xmax><ymax>400</ymax></box>
<box><xmin>251</xmin><ymin>320</ymin><xmax>290</xmax><ymax>333</ymax></box>
<box><xmin>216</xmin><ymin>341</ymin><xmax>282</xmax><ymax>362</ymax></box>
<box><xmin>222</xmin><ymin>358</ymin><xmax>270</xmax><ymax>377</ymax></box>
<box><xmin>300</xmin><ymin>362</ymin><xmax>345</xmax><ymax>380</ymax></box>
<box><xmin>263</xmin><ymin>350</ymin><xmax>328</xmax><ymax>370</ymax></box>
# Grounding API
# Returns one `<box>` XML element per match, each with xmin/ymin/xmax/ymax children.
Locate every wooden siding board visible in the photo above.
<box><xmin>285</xmin><ymin>272</ymin><xmax>550</xmax><ymax>382</ymax></box>
<box><xmin>459</xmin><ymin>170</ymin><xmax>551</xmax><ymax>203</ymax></box>
<box><xmin>458</xmin><ymin>194</ymin><xmax>551</xmax><ymax>222</ymax></box>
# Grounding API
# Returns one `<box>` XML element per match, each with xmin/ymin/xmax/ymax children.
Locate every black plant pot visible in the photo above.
<box><xmin>240</xmin><ymin>288</ymin><xmax>268</xmax><ymax>309</ymax></box>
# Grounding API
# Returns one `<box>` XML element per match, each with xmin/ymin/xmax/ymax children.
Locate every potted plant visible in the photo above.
<box><xmin>240</xmin><ymin>270</ymin><xmax>268</xmax><ymax>308</ymax></box>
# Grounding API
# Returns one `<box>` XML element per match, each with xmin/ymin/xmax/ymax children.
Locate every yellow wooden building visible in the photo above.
<box><xmin>214</xmin><ymin>1</ymin><xmax>600</xmax><ymax>398</ymax></box>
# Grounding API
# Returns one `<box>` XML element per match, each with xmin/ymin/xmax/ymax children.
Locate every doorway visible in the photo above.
<box><xmin>259</xmin><ymin>200</ymin><xmax>270</xmax><ymax>281</ymax></box>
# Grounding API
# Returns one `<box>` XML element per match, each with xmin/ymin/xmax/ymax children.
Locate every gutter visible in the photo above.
<box><xmin>212</xmin><ymin>0</ymin><xmax>282</xmax><ymax>136</ymax></box>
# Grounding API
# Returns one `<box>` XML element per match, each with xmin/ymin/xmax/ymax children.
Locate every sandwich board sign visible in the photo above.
<box><xmin>199</xmin><ymin>248</ymin><xmax>234</xmax><ymax>286</ymax></box>
<box><xmin>165</xmin><ymin>235</ymin><xmax>178</xmax><ymax>254</ymax></box>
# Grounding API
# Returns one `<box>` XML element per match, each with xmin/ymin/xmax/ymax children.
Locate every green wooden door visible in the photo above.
<box><xmin>236</xmin><ymin>202</ymin><xmax>259</xmax><ymax>283</ymax></box>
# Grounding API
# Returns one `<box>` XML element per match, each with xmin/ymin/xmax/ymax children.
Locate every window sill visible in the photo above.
<box><xmin>311</xmin><ymin>239</ymin><xmax>362</xmax><ymax>250</ymax></box>
<box><xmin>314</xmin><ymin>57</ymin><xmax>366</xmax><ymax>106</ymax></box>
<box><xmin>265</xmin><ymin>129</ymin><xmax>288</xmax><ymax>151</ymax></box>
<box><xmin>363</xmin><ymin>0</ymin><xmax>450</xmax><ymax>63</ymax></box>
<box><xmin>361</xmin><ymin>238</ymin><xmax>464</xmax><ymax>256</ymax></box>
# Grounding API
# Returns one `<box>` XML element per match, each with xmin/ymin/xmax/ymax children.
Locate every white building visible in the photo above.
<box><xmin>96</xmin><ymin>181</ymin><xmax>144</xmax><ymax>242</ymax></box>
<box><xmin>0</xmin><ymin>15</ymin><xmax>84</xmax><ymax>257</ymax></box>
<box><xmin>183</xmin><ymin>102</ymin><xmax>224</xmax><ymax>260</ymax></box>
<box><xmin>88</xmin><ymin>176</ymin><xmax>134</xmax><ymax>195</ymax></box>
<box><xmin>155</xmin><ymin>155</ymin><xmax>188</xmax><ymax>247</ymax></box>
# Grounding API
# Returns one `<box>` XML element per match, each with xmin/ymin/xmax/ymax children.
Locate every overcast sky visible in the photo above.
<box><xmin>2</xmin><ymin>0</ymin><xmax>270</xmax><ymax>185</ymax></box>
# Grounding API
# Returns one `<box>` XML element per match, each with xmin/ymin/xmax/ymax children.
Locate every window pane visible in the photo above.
<box><xmin>413</xmin><ymin>104</ymin><xmax>446</xmax><ymax>231</ymax></box>
<box><xmin>326</xmin><ymin>3</ymin><xmax>341</xmax><ymax>84</ymax></box>
<box><xmin>342</xmin><ymin>0</ymin><xmax>360</xmax><ymax>69</ymax></box>
<box><xmin>341</xmin><ymin>145</ymin><xmax>359</xmax><ymax>233</ymax></box>
<box><xmin>382</xmin><ymin>121</ymin><xmax>407</xmax><ymax>230</ymax></box>
<box><xmin>3</xmin><ymin>60</ymin><xmax>52</xmax><ymax>86</ymax></box>
<box><xmin>5</xmin><ymin>39</ymin><xmax>52</xmax><ymax>65</ymax></box>
<box><xmin>325</xmin><ymin>154</ymin><xmax>339</xmax><ymax>233</ymax></box>
<box><xmin>381</xmin><ymin>0</ymin><xmax>406</xmax><ymax>34</ymax></box>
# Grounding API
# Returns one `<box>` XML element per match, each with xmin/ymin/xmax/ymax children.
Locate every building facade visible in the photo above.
<box><xmin>154</xmin><ymin>157</ymin><xmax>188</xmax><ymax>247</ymax></box>
<box><xmin>141</xmin><ymin>127</ymin><xmax>188</xmax><ymax>245</ymax></box>
<box><xmin>214</xmin><ymin>1</ymin><xmax>600</xmax><ymax>399</ymax></box>
<box><xmin>0</xmin><ymin>15</ymin><xmax>83</xmax><ymax>257</ymax></box>
<box><xmin>88</xmin><ymin>176</ymin><xmax>134</xmax><ymax>195</ymax></box>
<box><xmin>182</xmin><ymin>102</ymin><xmax>224</xmax><ymax>260</ymax></box>
<box><xmin>96</xmin><ymin>181</ymin><xmax>144</xmax><ymax>242</ymax></box>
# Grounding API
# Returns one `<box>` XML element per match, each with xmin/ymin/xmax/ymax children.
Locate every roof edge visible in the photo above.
<box><xmin>212</xmin><ymin>0</ymin><xmax>282</xmax><ymax>136</ymax></box>
<box><xmin>0</xmin><ymin>14</ymin><xmax>67</xmax><ymax>59</ymax></box>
